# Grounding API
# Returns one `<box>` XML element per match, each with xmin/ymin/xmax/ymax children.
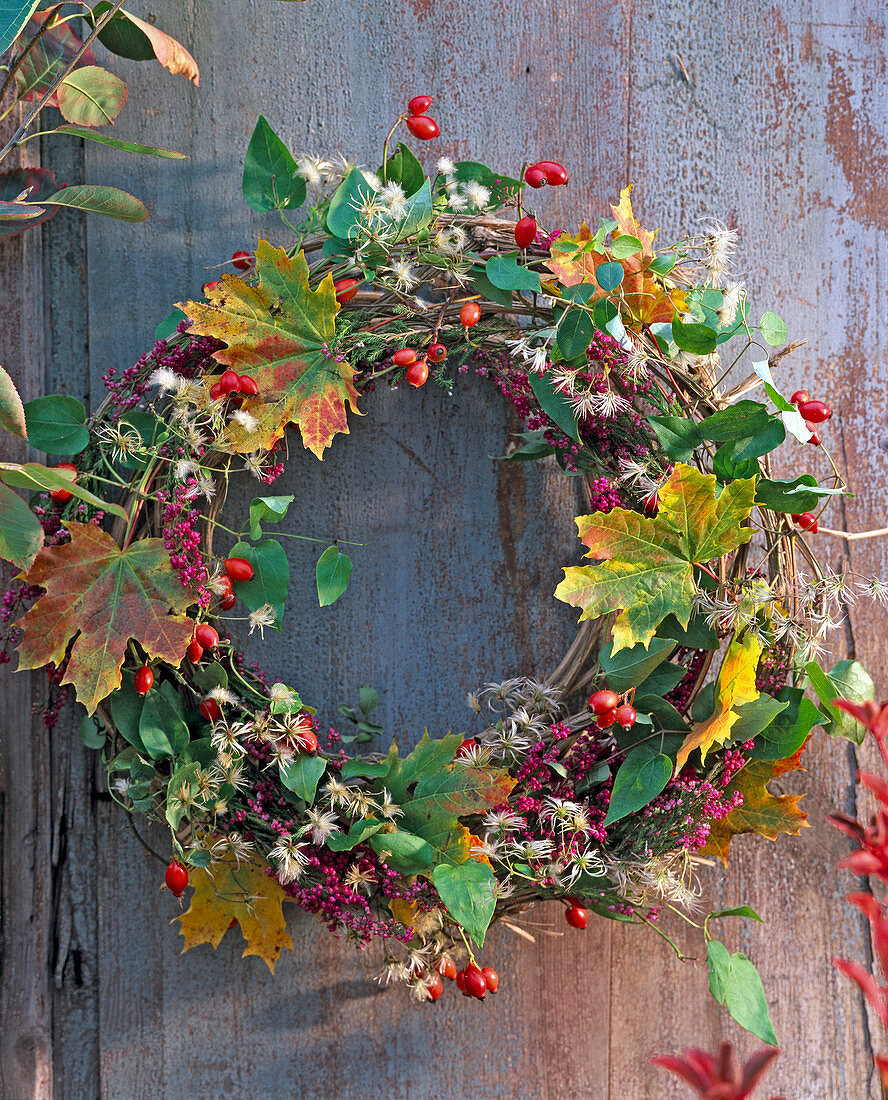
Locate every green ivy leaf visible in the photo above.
<box><xmin>230</xmin><ymin>538</ymin><xmax>289</xmax><ymax>629</ymax></box>
<box><xmin>755</xmin><ymin>474</ymin><xmax>822</xmax><ymax>513</ymax></box>
<box><xmin>248</xmin><ymin>494</ymin><xmax>294</xmax><ymax>540</ymax></box>
<box><xmin>647</xmin><ymin>415</ymin><xmax>700</xmax><ymax>463</ymax></box>
<box><xmin>369</xmin><ymin>829</ymin><xmax>435</xmax><ymax>873</ymax></box>
<box><xmin>708</xmin><ymin>905</ymin><xmax>763</xmax><ymax>923</ymax></box>
<box><xmin>825</xmin><ymin>659</ymin><xmax>875</xmax><ymax>744</ymax></box>
<box><xmin>325</xmin><ymin>817</ymin><xmax>384</xmax><ymax>850</ymax></box>
<box><xmin>609</xmin><ymin>233</ymin><xmax>643</xmax><ymax>258</ymax></box>
<box><xmin>432</xmin><ymin>861</ymin><xmax>497</xmax><ymax>946</ymax></box>
<box><xmin>316</xmin><ymin>544</ymin><xmax>353</xmax><ymax>607</ymax></box>
<box><xmin>730</xmin><ymin>695</ymin><xmax>790</xmax><ymax>744</ymax></box>
<box><xmin>603</xmin><ymin>745</ymin><xmax>672</xmax><ymax>824</ymax></box>
<box><xmin>139</xmin><ymin>682</ymin><xmax>189</xmax><ymax>759</ymax></box>
<box><xmin>759</xmin><ymin>311</ymin><xmax>788</xmax><ymax>347</ymax></box>
<box><xmin>243</xmin><ymin>114</ymin><xmax>305</xmax><ymax>213</ymax></box>
<box><xmin>485</xmin><ymin>252</ymin><xmax>541</xmax><ymax>293</ymax></box>
<box><xmin>557</xmin><ymin>309</ymin><xmax>595</xmax><ymax>359</ymax></box>
<box><xmin>748</xmin><ymin>688</ymin><xmax>822</xmax><ymax>760</ymax></box>
<box><xmin>707</xmin><ymin>940</ymin><xmax>778</xmax><ymax>1045</ymax></box>
<box><xmin>380</xmin><ymin>143</ymin><xmax>424</xmax><ymax>196</ymax></box>
<box><xmin>697</xmin><ymin>401</ymin><xmax>771</xmax><ymax>442</ymax></box>
<box><xmin>672</xmin><ymin>318</ymin><xmax>718</xmax><ymax>355</ymax></box>
<box><xmin>598</xmin><ymin>637</ymin><xmax>675</xmax><ymax>693</ymax></box>
<box><xmin>528</xmin><ymin>371</ymin><xmax>580</xmax><ymax>442</ymax></box>
<box><xmin>0</xmin><ymin>482</ymin><xmax>43</xmax><ymax>569</ymax></box>
<box><xmin>279</xmin><ymin>753</ymin><xmax>326</xmax><ymax>802</ymax></box>
<box><xmin>23</xmin><ymin>394</ymin><xmax>88</xmax><ymax>454</ymax></box>
<box><xmin>595</xmin><ymin>261</ymin><xmax>624</xmax><ymax>291</ymax></box>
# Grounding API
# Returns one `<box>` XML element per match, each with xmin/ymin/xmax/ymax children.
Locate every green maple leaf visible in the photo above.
<box><xmin>180</xmin><ymin>240</ymin><xmax>360</xmax><ymax>459</ymax></box>
<box><xmin>15</xmin><ymin>523</ymin><xmax>196</xmax><ymax>713</ymax></box>
<box><xmin>555</xmin><ymin>464</ymin><xmax>755</xmax><ymax>652</ymax></box>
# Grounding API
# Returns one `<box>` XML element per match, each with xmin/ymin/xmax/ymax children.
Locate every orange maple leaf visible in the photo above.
<box><xmin>544</xmin><ymin>186</ymin><xmax>684</xmax><ymax>325</ymax></box>
<box><xmin>702</xmin><ymin>740</ymin><xmax>811</xmax><ymax>865</ymax></box>
<box><xmin>180</xmin><ymin>241</ymin><xmax>360</xmax><ymax>459</ymax></box>
<box><xmin>176</xmin><ymin>851</ymin><xmax>293</xmax><ymax>973</ymax></box>
<box><xmin>675</xmin><ymin>633</ymin><xmax>763</xmax><ymax>771</ymax></box>
<box><xmin>15</xmin><ymin>523</ymin><xmax>195</xmax><ymax>713</ymax></box>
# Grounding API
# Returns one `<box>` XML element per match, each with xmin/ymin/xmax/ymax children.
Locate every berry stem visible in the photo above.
<box><xmin>381</xmin><ymin>116</ymin><xmax>406</xmax><ymax>184</ymax></box>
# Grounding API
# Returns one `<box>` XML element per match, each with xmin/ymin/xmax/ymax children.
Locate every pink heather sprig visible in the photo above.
<box><xmin>157</xmin><ymin>482</ymin><xmax>211</xmax><ymax>606</ymax></box>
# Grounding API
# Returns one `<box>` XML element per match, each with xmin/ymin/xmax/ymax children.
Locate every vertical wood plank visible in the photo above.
<box><xmin>0</xmin><ymin>115</ymin><xmax>54</xmax><ymax>1100</ymax></box>
<box><xmin>611</xmin><ymin>2</ymin><xmax>887</xmax><ymax>1095</ymax></box>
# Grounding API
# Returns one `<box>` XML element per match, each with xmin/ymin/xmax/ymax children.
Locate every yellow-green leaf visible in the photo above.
<box><xmin>555</xmin><ymin>464</ymin><xmax>755</xmax><ymax>651</ymax></box>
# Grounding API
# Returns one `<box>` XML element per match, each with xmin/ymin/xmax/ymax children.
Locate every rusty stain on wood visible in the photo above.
<box><xmin>2</xmin><ymin>1</ymin><xmax>888</xmax><ymax>1096</ymax></box>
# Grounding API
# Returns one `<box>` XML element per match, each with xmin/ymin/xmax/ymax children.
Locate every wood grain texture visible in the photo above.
<box><xmin>0</xmin><ymin>112</ymin><xmax>55</xmax><ymax>1100</ymax></box>
<box><xmin>2</xmin><ymin>0</ymin><xmax>888</xmax><ymax>1096</ymax></box>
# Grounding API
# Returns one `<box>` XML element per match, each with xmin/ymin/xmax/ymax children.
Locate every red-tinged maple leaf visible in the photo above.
<box><xmin>702</xmin><ymin>740</ymin><xmax>810</xmax><ymax>865</ymax></box>
<box><xmin>176</xmin><ymin>851</ymin><xmax>293</xmax><ymax>973</ymax></box>
<box><xmin>675</xmin><ymin>633</ymin><xmax>762</xmax><ymax>771</ymax></box>
<box><xmin>15</xmin><ymin>523</ymin><xmax>196</xmax><ymax>713</ymax></box>
<box><xmin>180</xmin><ymin>240</ymin><xmax>359</xmax><ymax>459</ymax></box>
<box><xmin>555</xmin><ymin>464</ymin><xmax>755</xmax><ymax>652</ymax></box>
<box><xmin>544</xmin><ymin>186</ymin><xmax>685</xmax><ymax>325</ymax></box>
<box><xmin>651</xmin><ymin>1041</ymin><xmax>782</xmax><ymax>1100</ymax></box>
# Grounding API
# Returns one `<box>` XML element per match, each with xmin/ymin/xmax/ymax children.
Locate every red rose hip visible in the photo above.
<box><xmin>405</xmin><ymin>360</ymin><xmax>429</xmax><ymax>388</ymax></box>
<box><xmin>405</xmin><ymin>116</ymin><xmax>440</xmax><ymax>141</ymax></box>
<box><xmin>524</xmin><ymin>165</ymin><xmax>547</xmax><ymax>188</ymax></box>
<box><xmin>514</xmin><ymin>216</ymin><xmax>537</xmax><ymax>249</ymax></box>
<box><xmin>50</xmin><ymin>462</ymin><xmax>78</xmax><ymax>504</ymax></box>
<box><xmin>588</xmin><ymin>689</ymin><xmax>620</xmax><ymax>715</ymax></box>
<box><xmin>565</xmin><ymin>905</ymin><xmax>589</xmax><ymax>929</ymax></box>
<box><xmin>194</xmin><ymin>624</ymin><xmax>219</xmax><ymax>650</ymax></box>
<box><xmin>165</xmin><ymin>859</ymin><xmax>189</xmax><ymax>897</ymax></box>
<box><xmin>797</xmin><ymin>399</ymin><xmax>832</xmax><ymax>423</ymax></box>
<box><xmin>231</xmin><ymin>250</ymin><xmax>252</xmax><ymax>271</ymax></box>
<box><xmin>407</xmin><ymin>95</ymin><xmax>433</xmax><ymax>115</ymax></box>
<box><xmin>224</xmin><ymin>557</ymin><xmax>254</xmax><ymax>583</ymax></box>
<box><xmin>134</xmin><ymin>665</ymin><xmax>154</xmax><ymax>695</ymax></box>
<box><xmin>460</xmin><ymin>302</ymin><xmax>481</xmax><ymax>328</ymax></box>
<box><xmin>334</xmin><ymin>277</ymin><xmax>360</xmax><ymax>304</ymax></box>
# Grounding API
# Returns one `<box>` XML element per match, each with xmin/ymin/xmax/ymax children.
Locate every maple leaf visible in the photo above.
<box><xmin>176</xmin><ymin>851</ymin><xmax>293</xmax><ymax>973</ymax></box>
<box><xmin>544</xmin><ymin>187</ymin><xmax>685</xmax><ymax>325</ymax></box>
<box><xmin>15</xmin><ymin>523</ymin><xmax>196</xmax><ymax>713</ymax></box>
<box><xmin>702</xmin><ymin>740</ymin><xmax>810</xmax><ymax>865</ymax></box>
<box><xmin>555</xmin><ymin>464</ymin><xmax>755</xmax><ymax>652</ymax></box>
<box><xmin>675</xmin><ymin>633</ymin><xmax>763</xmax><ymax>771</ymax></box>
<box><xmin>180</xmin><ymin>240</ymin><xmax>359</xmax><ymax>459</ymax></box>
<box><xmin>398</xmin><ymin>763</ymin><xmax>516</xmax><ymax>865</ymax></box>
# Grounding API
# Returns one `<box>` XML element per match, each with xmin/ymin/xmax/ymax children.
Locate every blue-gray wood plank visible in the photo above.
<box><xmin>2</xmin><ymin>0</ymin><xmax>887</xmax><ymax>1095</ymax></box>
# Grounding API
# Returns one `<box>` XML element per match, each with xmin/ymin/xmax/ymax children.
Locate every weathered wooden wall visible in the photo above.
<box><xmin>3</xmin><ymin>1</ymin><xmax>888</xmax><ymax>1096</ymax></box>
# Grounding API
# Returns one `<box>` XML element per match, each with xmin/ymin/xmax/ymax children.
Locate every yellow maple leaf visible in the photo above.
<box><xmin>388</xmin><ymin>897</ymin><xmax>418</xmax><ymax>925</ymax></box>
<box><xmin>610</xmin><ymin>183</ymin><xmax>657</xmax><ymax>257</ymax></box>
<box><xmin>175</xmin><ymin>851</ymin><xmax>293</xmax><ymax>973</ymax></box>
<box><xmin>675</xmin><ymin>633</ymin><xmax>762</xmax><ymax>771</ymax></box>
<box><xmin>702</xmin><ymin>739</ymin><xmax>810</xmax><ymax>865</ymax></box>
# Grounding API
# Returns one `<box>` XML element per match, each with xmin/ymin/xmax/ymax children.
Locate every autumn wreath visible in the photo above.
<box><xmin>0</xmin><ymin>101</ymin><xmax>880</xmax><ymax>1038</ymax></box>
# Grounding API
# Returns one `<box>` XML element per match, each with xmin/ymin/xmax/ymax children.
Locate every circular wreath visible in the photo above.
<box><xmin>1</xmin><ymin>107</ymin><xmax>876</xmax><ymax>1031</ymax></box>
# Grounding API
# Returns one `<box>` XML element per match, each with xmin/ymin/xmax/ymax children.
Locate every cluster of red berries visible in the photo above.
<box><xmin>209</xmin><ymin>369</ymin><xmax>259</xmax><ymax>403</ymax></box>
<box><xmin>391</xmin><ymin>342</ymin><xmax>448</xmax><ymax>388</ymax></box>
<box><xmin>403</xmin><ymin>95</ymin><xmax>439</xmax><ymax>141</ymax></box>
<box><xmin>523</xmin><ymin>160</ymin><xmax>569</xmax><ymax>189</ymax></box>
<box><xmin>790</xmin><ymin>511</ymin><xmax>819</xmax><ymax>534</ymax></box>
<box><xmin>790</xmin><ymin>389</ymin><xmax>832</xmax><ymax>446</ymax></box>
<box><xmin>587</xmin><ymin>688</ymin><xmax>636</xmax><ymax>730</ymax></box>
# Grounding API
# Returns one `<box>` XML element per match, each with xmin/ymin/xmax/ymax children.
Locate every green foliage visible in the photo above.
<box><xmin>671</xmin><ymin>318</ymin><xmax>717</xmax><ymax>354</ymax></box>
<box><xmin>759</xmin><ymin>311</ymin><xmax>788</xmax><ymax>347</ymax></box>
<box><xmin>0</xmin><ymin>482</ymin><xmax>43</xmax><ymax>569</ymax></box>
<box><xmin>53</xmin><ymin>125</ymin><xmax>187</xmax><ymax>159</ymax></box>
<box><xmin>23</xmin><ymin>394</ymin><xmax>88</xmax><ymax>454</ymax></box>
<box><xmin>0</xmin><ymin>0</ymin><xmax>40</xmax><ymax>54</ymax></box>
<box><xmin>528</xmin><ymin>371</ymin><xmax>580</xmax><ymax>442</ymax></box>
<box><xmin>603</xmin><ymin>744</ymin><xmax>672</xmax><ymax>824</ymax></box>
<box><xmin>248</xmin><ymin>494</ymin><xmax>294</xmax><ymax>540</ymax></box>
<box><xmin>598</xmin><ymin>636</ymin><xmax>675</xmax><ymax>693</ymax></box>
<box><xmin>707</xmin><ymin>940</ymin><xmax>778</xmax><ymax>1045</ymax></box>
<box><xmin>140</xmin><ymin>681</ymin><xmax>189</xmax><ymax>759</ymax></box>
<box><xmin>280</xmin><ymin>754</ymin><xmax>326</xmax><ymax>801</ymax></box>
<box><xmin>35</xmin><ymin>185</ymin><xmax>148</xmax><ymax>222</ymax></box>
<box><xmin>230</xmin><ymin>538</ymin><xmax>290</xmax><ymax>629</ymax></box>
<box><xmin>316</xmin><ymin>544</ymin><xmax>353</xmax><ymax>607</ymax></box>
<box><xmin>485</xmin><ymin>253</ymin><xmax>541</xmax><ymax>293</ymax></box>
<box><xmin>432</xmin><ymin>861</ymin><xmax>497</xmax><ymax>946</ymax></box>
<box><xmin>557</xmin><ymin>309</ymin><xmax>595</xmax><ymax>359</ymax></box>
<box><xmin>243</xmin><ymin>115</ymin><xmax>306</xmax><ymax>213</ymax></box>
